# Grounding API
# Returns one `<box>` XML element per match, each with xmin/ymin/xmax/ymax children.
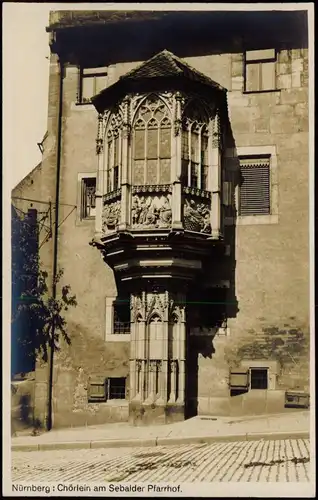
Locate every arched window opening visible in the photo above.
<box><xmin>132</xmin><ymin>95</ymin><xmax>172</xmax><ymax>185</ymax></box>
<box><xmin>181</xmin><ymin>100</ymin><xmax>210</xmax><ymax>191</ymax></box>
<box><xmin>105</xmin><ymin>113</ymin><xmax>122</xmax><ymax>193</ymax></box>
<box><xmin>148</xmin><ymin>312</ymin><xmax>162</xmax><ymax>360</ymax></box>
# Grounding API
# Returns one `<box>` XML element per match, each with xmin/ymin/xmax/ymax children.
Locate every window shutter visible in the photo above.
<box><xmin>239</xmin><ymin>158</ymin><xmax>270</xmax><ymax>216</ymax></box>
<box><xmin>229</xmin><ymin>369</ymin><xmax>250</xmax><ymax>389</ymax></box>
<box><xmin>88</xmin><ymin>376</ymin><xmax>107</xmax><ymax>402</ymax></box>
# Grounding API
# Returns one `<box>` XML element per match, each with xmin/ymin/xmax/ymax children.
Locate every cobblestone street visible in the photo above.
<box><xmin>11</xmin><ymin>439</ymin><xmax>310</xmax><ymax>483</ymax></box>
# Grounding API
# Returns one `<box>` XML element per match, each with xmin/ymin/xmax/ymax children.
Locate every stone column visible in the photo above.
<box><xmin>95</xmin><ymin>113</ymin><xmax>104</xmax><ymax>234</ymax></box>
<box><xmin>169</xmin><ymin>360</ymin><xmax>177</xmax><ymax>403</ymax></box>
<box><xmin>172</xmin><ymin>93</ymin><xmax>183</xmax><ymax>229</ymax></box>
<box><xmin>210</xmin><ymin>110</ymin><xmax>222</xmax><ymax>239</ymax></box>
<box><xmin>119</xmin><ymin>97</ymin><xmax>130</xmax><ymax>231</ymax></box>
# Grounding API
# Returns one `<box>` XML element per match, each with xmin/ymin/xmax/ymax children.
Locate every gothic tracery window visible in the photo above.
<box><xmin>132</xmin><ymin>95</ymin><xmax>172</xmax><ymax>185</ymax></box>
<box><xmin>105</xmin><ymin>112</ymin><xmax>122</xmax><ymax>193</ymax></box>
<box><xmin>181</xmin><ymin>100</ymin><xmax>210</xmax><ymax>191</ymax></box>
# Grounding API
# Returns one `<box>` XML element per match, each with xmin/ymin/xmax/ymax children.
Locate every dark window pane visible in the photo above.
<box><xmin>147</xmin><ymin>128</ymin><xmax>158</xmax><ymax>159</ymax></box>
<box><xmin>160</xmin><ymin>127</ymin><xmax>171</xmax><ymax>158</ymax></box>
<box><xmin>182</xmin><ymin>130</ymin><xmax>189</xmax><ymax>160</ymax></box>
<box><xmin>201</xmin><ymin>135</ymin><xmax>208</xmax><ymax>165</ymax></box>
<box><xmin>109</xmin><ymin>377</ymin><xmax>126</xmax><ymax>399</ymax></box>
<box><xmin>246</xmin><ymin>63</ymin><xmax>260</xmax><ymax>92</ymax></box>
<box><xmin>134</xmin><ymin>129</ymin><xmax>145</xmax><ymax>160</ymax></box>
<box><xmin>146</xmin><ymin>159</ymin><xmax>158</xmax><ymax>184</ymax></box>
<box><xmin>113</xmin><ymin>166</ymin><xmax>119</xmax><ymax>190</ymax></box>
<box><xmin>82</xmin><ymin>177</ymin><xmax>96</xmax><ymax>219</ymax></box>
<box><xmin>114</xmin><ymin>136</ymin><xmax>119</xmax><ymax>166</ymax></box>
<box><xmin>261</xmin><ymin>61</ymin><xmax>276</xmax><ymax>91</ymax></box>
<box><xmin>191</xmin><ymin>132</ymin><xmax>199</xmax><ymax>162</ymax></box>
<box><xmin>201</xmin><ymin>165</ymin><xmax>209</xmax><ymax>191</ymax></box>
<box><xmin>133</xmin><ymin>160</ymin><xmax>145</xmax><ymax>185</ymax></box>
<box><xmin>190</xmin><ymin>162</ymin><xmax>198</xmax><ymax>188</ymax></box>
<box><xmin>250</xmin><ymin>369</ymin><xmax>268</xmax><ymax>390</ymax></box>
<box><xmin>82</xmin><ymin>77</ymin><xmax>94</xmax><ymax>102</ymax></box>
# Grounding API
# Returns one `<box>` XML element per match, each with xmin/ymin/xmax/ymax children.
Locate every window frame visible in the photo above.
<box><xmin>238</xmin><ymin>155</ymin><xmax>271</xmax><ymax>217</ymax></box>
<box><xmin>181</xmin><ymin>122</ymin><xmax>210</xmax><ymax>191</ymax></box>
<box><xmin>228</xmin><ymin>146</ymin><xmax>279</xmax><ymax>226</ymax></box>
<box><xmin>77</xmin><ymin>66</ymin><xmax>108</xmax><ymax>105</ymax></box>
<box><xmin>107</xmin><ymin>377</ymin><xmax>126</xmax><ymax>400</ymax></box>
<box><xmin>77</xmin><ymin>173</ymin><xmax>97</xmax><ymax>223</ymax></box>
<box><xmin>244</xmin><ymin>49</ymin><xmax>277</xmax><ymax>94</ymax></box>
<box><xmin>249</xmin><ymin>367</ymin><xmax>269</xmax><ymax>390</ymax></box>
<box><xmin>105</xmin><ymin>296</ymin><xmax>131</xmax><ymax>342</ymax></box>
<box><xmin>132</xmin><ymin>95</ymin><xmax>172</xmax><ymax>186</ymax></box>
<box><xmin>113</xmin><ymin>296</ymin><xmax>131</xmax><ymax>335</ymax></box>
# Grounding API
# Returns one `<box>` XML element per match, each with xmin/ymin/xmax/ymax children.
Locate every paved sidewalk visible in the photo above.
<box><xmin>11</xmin><ymin>411</ymin><xmax>310</xmax><ymax>452</ymax></box>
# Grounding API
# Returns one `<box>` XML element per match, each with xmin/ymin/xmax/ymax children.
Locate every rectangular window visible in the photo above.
<box><xmin>81</xmin><ymin>177</ymin><xmax>96</xmax><ymax>219</ymax></box>
<box><xmin>108</xmin><ymin>377</ymin><xmax>126</xmax><ymax>399</ymax></box>
<box><xmin>250</xmin><ymin>368</ymin><xmax>268</xmax><ymax>390</ymax></box>
<box><xmin>113</xmin><ymin>296</ymin><xmax>130</xmax><ymax>334</ymax></box>
<box><xmin>245</xmin><ymin>49</ymin><xmax>276</xmax><ymax>92</ymax></box>
<box><xmin>238</xmin><ymin>157</ymin><xmax>270</xmax><ymax>216</ymax></box>
<box><xmin>79</xmin><ymin>66</ymin><xmax>108</xmax><ymax>104</ymax></box>
<box><xmin>88</xmin><ymin>377</ymin><xmax>127</xmax><ymax>402</ymax></box>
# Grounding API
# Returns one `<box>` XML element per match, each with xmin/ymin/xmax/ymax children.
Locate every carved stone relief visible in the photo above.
<box><xmin>131</xmin><ymin>194</ymin><xmax>172</xmax><ymax>229</ymax></box>
<box><xmin>102</xmin><ymin>199</ymin><xmax>121</xmax><ymax>231</ymax></box>
<box><xmin>183</xmin><ymin>198</ymin><xmax>211</xmax><ymax>233</ymax></box>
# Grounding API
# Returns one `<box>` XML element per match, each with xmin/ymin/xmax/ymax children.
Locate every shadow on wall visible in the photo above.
<box><xmin>185</xmin><ymin>109</ymin><xmax>241</xmax><ymax>419</ymax></box>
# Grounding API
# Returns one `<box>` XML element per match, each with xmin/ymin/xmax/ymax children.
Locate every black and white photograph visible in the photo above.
<box><xmin>3</xmin><ymin>3</ymin><xmax>315</xmax><ymax>497</ymax></box>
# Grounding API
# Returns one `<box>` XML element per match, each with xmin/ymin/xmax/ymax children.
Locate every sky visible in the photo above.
<box><xmin>3</xmin><ymin>3</ymin><xmax>56</xmax><ymax>189</ymax></box>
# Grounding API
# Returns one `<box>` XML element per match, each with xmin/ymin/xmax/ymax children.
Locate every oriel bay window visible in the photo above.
<box><xmin>132</xmin><ymin>95</ymin><xmax>172</xmax><ymax>185</ymax></box>
<box><xmin>105</xmin><ymin>121</ymin><xmax>122</xmax><ymax>193</ymax></box>
<box><xmin>181</xmin><ymin>101</ymin><xmax>210</xmax><ymax>190</ymax></box>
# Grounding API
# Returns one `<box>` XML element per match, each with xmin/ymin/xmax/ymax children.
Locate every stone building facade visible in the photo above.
<box><xmin>12</xmin><ymin>10</ymin><xmax>310</xmax><ymax>428</ymax></box>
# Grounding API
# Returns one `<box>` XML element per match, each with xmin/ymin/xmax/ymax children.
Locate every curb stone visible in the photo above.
<box><xmin>11</xmin><ymin>430</ymin><xmax>310</xmax><ymax>452</ymax></box>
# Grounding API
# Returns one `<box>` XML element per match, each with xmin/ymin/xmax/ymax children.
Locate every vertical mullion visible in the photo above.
<box><xmin>157</xmin><ymin>126</ymin><xmax>160</xmax><ymax>184</ymax></box>
<box><xmin>111</xmin><ymin>135</ymin><xmax>115</xmax><ymax>191</ymax></box>
<box><xmin>188</xmin><ymin>127</ymin><xmax>191</xmax><ymax>187</ymax></box>
<box><xmin>259</xmin><ymin>62</ymin><xmax>263</xmax><ymax>92</ymax></box>
<box><xmin>198</xmin><ymin>128</ymin><xmax>202</xmax><ymax>189</ymax></box>
<box><xmin>119</xmin><ymin>130</ymin><xmax>122</xmax><ymax>187</ymax></box>
<box><xmin>144</xmin><ymin>126</ymin><xmax>147</xmax><ymax>185</ymax></box>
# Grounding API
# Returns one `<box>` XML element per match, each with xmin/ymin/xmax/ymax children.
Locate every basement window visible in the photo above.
<box><xmin>250</xmin><ymin>368</ymin><xmax>268</xmax><ymax>390</ymax></box>
<box><xmin>88</xmin><ymin>377</ymin><xmax>127</xmax><ymax>402</ymax></box>
<box><xmin>108</xmin><ymin>377</ymin><xmax>126</xmax><ymax>399</ymax></box>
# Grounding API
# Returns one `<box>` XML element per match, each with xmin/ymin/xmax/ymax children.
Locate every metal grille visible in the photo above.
<box><xmin>108</xmin><ymin>377</ymin><xmax>126</xmax><ymax>399</ymax></box>
<box><xmin>239</xmin><ymin>159</ymin><xmax>270</xmax><ymax>216</ymax></box>
<box><xmin>113</xmin><ymin>298</ymin><xmax>130</xmax><ymax>334</ymax></box>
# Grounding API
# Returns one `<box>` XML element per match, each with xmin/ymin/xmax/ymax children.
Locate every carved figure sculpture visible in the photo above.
<box><xmin>131</xmin><ymin>196</ymin><xmax>141</xmax><ymax>225</ymax></box>
<box><xmin>159</xmin><ymin>197</ymin><xmax>172</xmax><ymax>226</ymax></box>
<box><xmin>184</xmin><ymin>198</ymin><xmax>211</xmax><ymax>233</ymax></box>
<box><xmin>102</xmin><ymin>200</ymin><xmax>120</xmax><ymax>230</ymax></box>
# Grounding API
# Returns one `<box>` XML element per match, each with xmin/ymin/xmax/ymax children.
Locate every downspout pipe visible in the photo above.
<box><xmin>47</xmin><ymin>55</ymin><xmax>64</xmax><ymax>431</ymax></box>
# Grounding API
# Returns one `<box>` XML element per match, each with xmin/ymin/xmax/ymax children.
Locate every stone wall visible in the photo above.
<box><xmin>196</xmin><ymin>48</ymin><xmax>309</xmax><ymax>416</ymax></box>
<box><xmin>27</xmin><ymin>44</ymin><xmax>310</xmax><ymax>425</ymax></box>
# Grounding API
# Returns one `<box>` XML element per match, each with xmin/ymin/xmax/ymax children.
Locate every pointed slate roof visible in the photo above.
<box><xmin>120</xmin><ymin>50</ymin><xmax>226</xmax><ymax>91</ymax></box>
<box><xmin>92</xmin><ymin>49</ymin><xmax>226</xmax><ymax>113</ymax></box>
